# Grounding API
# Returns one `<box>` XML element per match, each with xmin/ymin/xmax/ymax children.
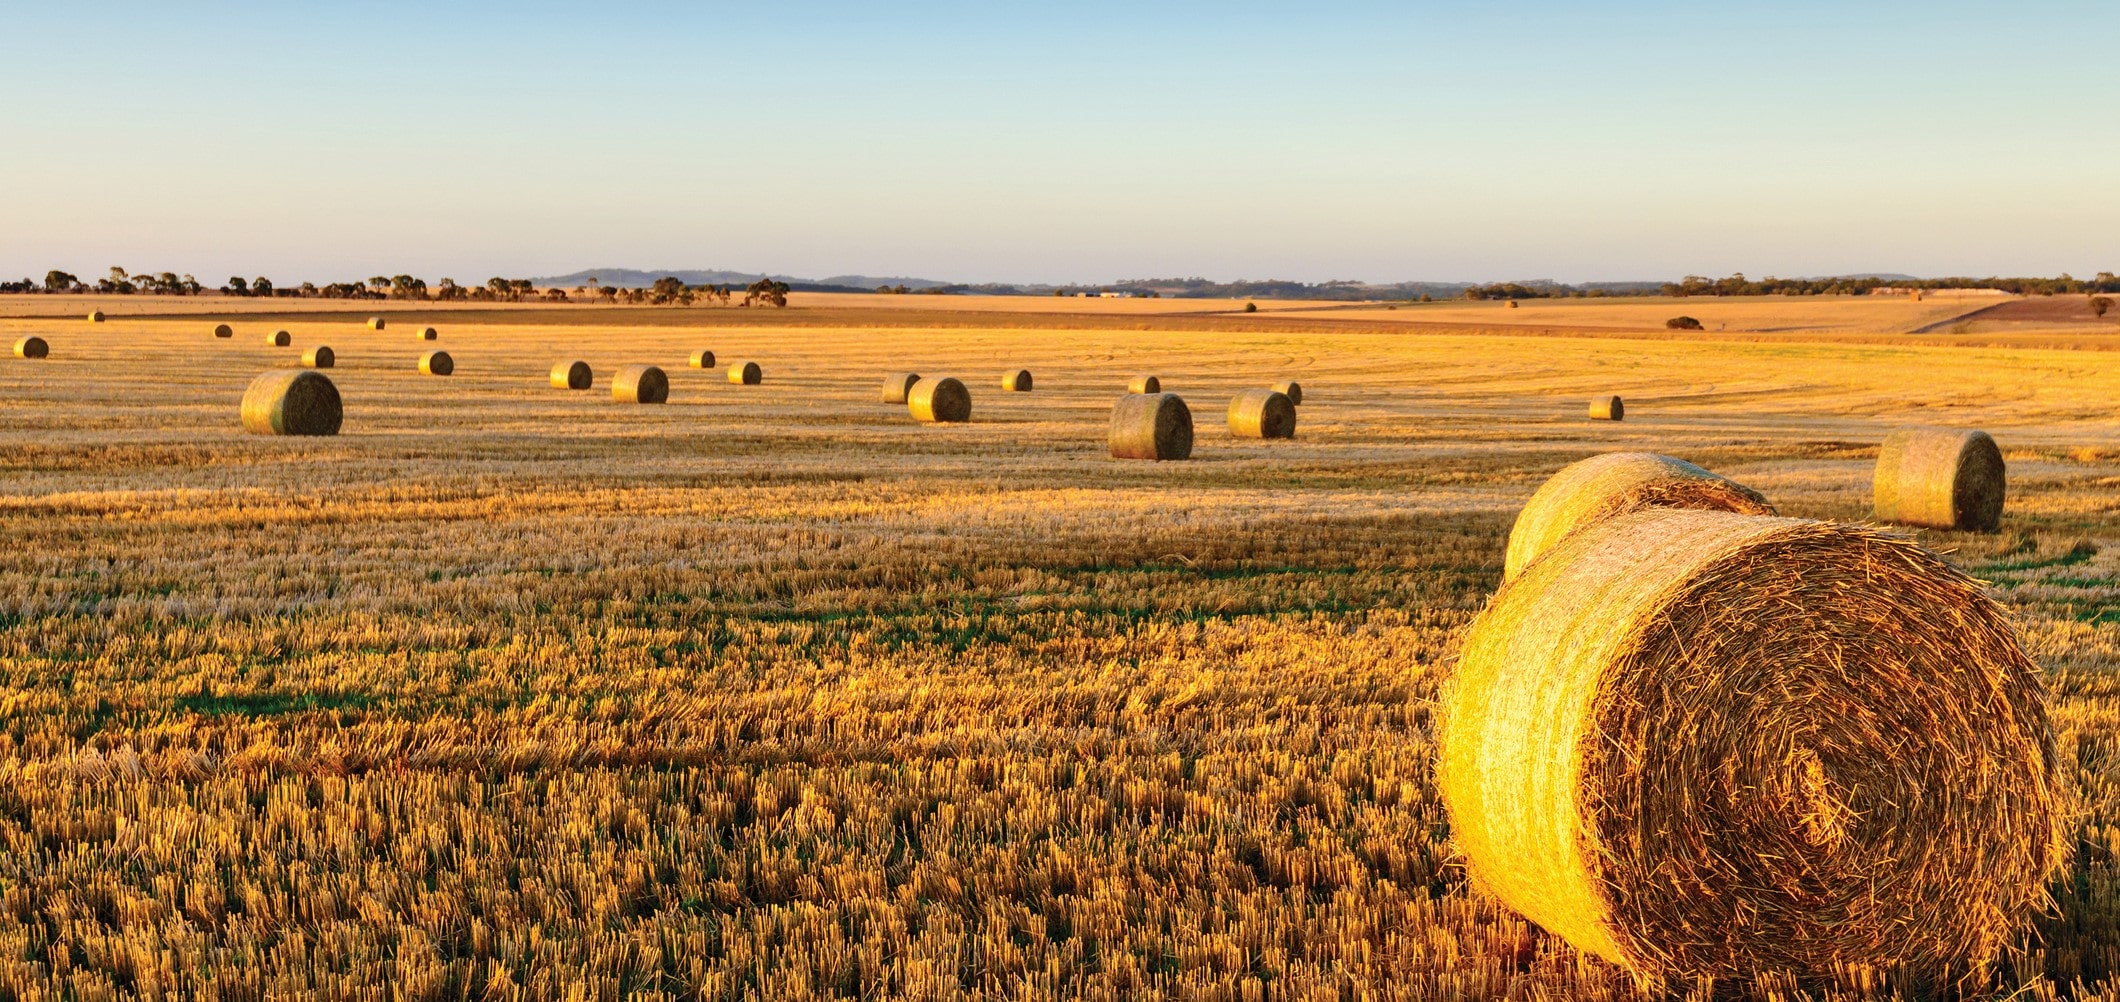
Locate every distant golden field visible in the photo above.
<box><xmin>0</xmin><ymin>295</ymin><xmax>2115</xmax><ymax>1000</ymax></box>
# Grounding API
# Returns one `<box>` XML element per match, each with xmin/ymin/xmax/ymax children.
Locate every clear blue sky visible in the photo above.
<box><xmin>2</xmin><ymin>1</ymin><xmax>2113</xmax><ymax>285</ymax></box>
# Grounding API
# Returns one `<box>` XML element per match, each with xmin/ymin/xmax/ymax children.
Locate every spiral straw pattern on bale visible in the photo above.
<box><xmin>418</xmin><ymin>350</ymin><xmax>453</xmax><ymax>376</ymax></box>
<box><xmin>266</xmin><ymin>330</ymin><xmax>290</xmax><ymax>347</ymax></box>
<box><xmin>727</xmin><ymin>361</ymin><xmax>762</xmax><ymax>385</ymax></box>
<box><xmin>1127</xmin><ymin>374</ymin><xmax>1161</xmax><ymax>394</ymax></box>
<box><xmin>1270</xmin><ymin>379</ymin><xmax>1302</xmax><ymax>406</ymax></box>
<box><xmin>1227</xmin><ymin>388</ymin><xmax>1296</xmax><ymax>439</ymax></box>
<box><xmin>1503</xmin><ymin>452</ymin><xmax>1774</xmax><ymax>581</ymax></box>
<box><xmin>1873</xmin><ymin>427</ymin><xmax>2005</xmax><ymax>532</ymax></box>
<box><xmin>213</xmin><ymin>324</ymin><xmax>233</xmax><ymax>338</ymax></box>
<box><xmin>1110</xmin><ymin>393</ymin><xmax>1192</xmax><ymax>460</ymax></box>
<box><xmin>1000</xmin><ymin>369</ymin><xmax>1033</xmax><ymax>392</ymax></box>
<box><xmin>1589</xmin><ymin>395</ymin><xmax>1624</xmax><ymax>420</ymax></box>
<box><xmin>689</xmin><ymin>350</ymin><xmax>716</xmax><ymax>370</ymax></box>
<box><xmin>302</xmin><ymin>346</ymin><xmax>334</xmax><ymax>369</ymax></box>
<box><xmin>14</xmin><ymin>336</ymin><xmax>48</xmax><ymax>359</ymax></box>
<box><xmin>551</xmin><ymin>360</ymin><xmax>592</xmax><ymax>390</ymax></box>
<box><xmin>614</xmin><ymin>364</ymin><xmax>669</xmax><ymax>404</ymax></box>
<box><xmin>908</xmin><ymin>377</ymin><xmax>971</xmax><ymax>423</ymax></box>
<box><xmin>881</xmin><ymin>372</ymin><xmax>921</xmax><ymax>404</ymax></box>
<box><xmin>240</xmin><ymin>369</ymin><xmax>342</xmax><ymax>436</ymax></box>
<box><xmin>1440</xmin><ymin>508</ymin><xmax>2059</xmax><ymax>986</ymax></box>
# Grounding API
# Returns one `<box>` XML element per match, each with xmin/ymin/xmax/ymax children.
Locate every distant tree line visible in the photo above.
<box><xmin>1</xmin><ymin>268</ymin><xmax>784</xmax><ymax>307</ymax></box>
<box><xmin>1658</xmin><ymin>272</ymin><xmax>2120</xmax><ymax>298</ymax></box>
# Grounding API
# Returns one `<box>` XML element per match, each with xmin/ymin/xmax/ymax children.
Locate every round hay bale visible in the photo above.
<box><xmin>1001</xmin><ymin>369</ymin><xmax>1033</xmax><ymax>392</ymax></box>
<box><xmin>1503</xmin><ymin>452</ymin><xmax>1773</xmax><ymax>581</ymax></box>
<box><xmin>614</xmin><ymin>364</ymin><xmax>670</xmax><ymax>404</ymax></box>
<box><xmin>881</xmin><ymin>371</ymin><xmax>921</xmax><ymax>404</ymax></box>
<box><xmin>1874</xmin><ymin>427</ymin><xmax>2005</xmax><ymax>532</ymax></box>
<box><xmin>1441</xmin><ymin>508</ymin><xmax>2059</xmax><ymax>984</ymax></box>
<box><xmin>1270</xmin><ymin>379</ymin><xmax>1302</xmax><ymax>405</ymax></box>
<box><xmin>689</xmin><ymin>350</ymin><xmax>716</xmax><ymax>369</ymax></box>
<box><xmin>1127</xmin><ymin>374</ymin><xmax>1161</xmax><ymax>394</ymax></box>
<box><xmin>418</xmin><ymin>350</ymin><xmax>453</xmax><ymax>376</ymax></box>
<box><xmin>1227</xmin><ymin>388</ymin><xmax>1296</xmax><ymax>439</ymax></box>
<box><xmin>213</xmin><ymin>323</ymin><xmax>233</xmax><ymax>338</ymax></box>
<box><xmin>1110</xmin><ymin>392</ymin><xmax>1193</xmax><ymax>460</ymax></box>
<box><xmin>415</xmin><ymin>327</ymin><xmax>438</xmax><ymax>341</ymax></box>
<box><xmin>366</xmin><ymin>317</ymin><xmax>386</xmax><ymax>331</ymax></box>
<box><xmin>87</xmin><ymin>311</ymin><xmax>105</xmax><ymax>323</ymax></box>
<box><xmin>14</xmin><ymin>336</ymin><xmax>49</xmax><ymax>359</ymax></box>
<box><xmin>551</xmin><ymin>360</ymin><xmax>592</xmax><ymax>390</ymax></box>
<box><xmin>908</xmin><ymin>376</ymin><xmax>971</xmax><ymax>423</ymax></box>
<box><xmin>240</xmin><ymin>369</ymin><xmax>342</xmax><ymax>436</ymax></box>
<box><xmin>727</xmin><ymin>361</ymin><xmax>762</xmax><ymax>385</ymax></box>
<box><xmin>302</xmin><ymin>346</ymin><xmax>335</xmax><ymax>369</ymax></box>
<box><xmin>266</xmin><ymin>330</ymin><xmax>291</xmax><ymax>347</ymax></box>
<box><xmin>1588</xmin><ymin>394</ymin><xmax>1624</xmax><ymax>420</ymax></box>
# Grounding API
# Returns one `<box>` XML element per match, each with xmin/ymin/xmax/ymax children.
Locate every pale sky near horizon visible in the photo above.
<box><xmin>2</xmin><ymin>1</ymin><xmax>2114</xmax><ymax>286</ymax></box>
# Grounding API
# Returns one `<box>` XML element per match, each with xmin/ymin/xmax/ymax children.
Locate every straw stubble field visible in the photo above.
<box><xmin>0</xmin><ymin>298</ymin><xmax>2117</xmax><ymax>1000</ymax></box>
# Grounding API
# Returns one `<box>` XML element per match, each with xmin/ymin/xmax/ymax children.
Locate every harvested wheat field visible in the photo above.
<box><xmin>0</xmin><ymin>296</ymin><xmax>2117</xmax><ymax>1000</ymax></box>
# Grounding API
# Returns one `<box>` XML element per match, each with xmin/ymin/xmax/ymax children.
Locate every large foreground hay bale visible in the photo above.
<box><xmin>266</xmin><ymin>330</ymin><xmax>291</xmax><ymax>347</ymax></box>
<box><xmin>881</xmin><ymin>372</ymin><xmax>921</xmax><ymax>404</ymax></box>
<box><xmin>1589</xmin><ymin>395</ymin><xmax>1624</xmax><ymax>420</ymax></box>
<box><xmin>241</xmin><ymin>369</ymin><xmax>342</xmax><ymax>436</ymax></box>
<box><xmin>614</xmin><ymin>364</ymin><xmax>670</xmax><ymax>404</ymax></box>
<box><xmin>728</xmin><ymin>361</ymin><xmax>762</xmax><ymax>385</ymax></box>
<box><xmin>1128</xmin><ymin>374</ymin><xmax>1161</xmax><ymax>394</ymax></box>
<box><xmin>1503</xmin><ymin>452</ymin><xmax>1773</xmax><ymax>580</ymax></box>
<box><xmin>418</xmin><ymin>350</ymin><xmax>453</xmax><ymax>376</ymax></box>
<box><xmin>415</xmin><ymin>326</ymin><xmax>438</xmax><ymax>341</ymax></box>
<box><xmin>1874</xmin><ymin>427</ymin><xmax>2005</xmax><ymax>531</ymax></box>
<box><xmin>908</xmin><ymin>377</ymin><xmax>971</xmax><ymax>423</ymax></box>
<box><xmin>213</xmin><ymin>324</ymin><xmax>233</xmax><ymax>338</ymax></box>
<box><xmin>1227</xmin><ymin>388</ymin><xmax>1295</xmax><ymax>439</ymax></box>
<box><xmin>14</xmin><ymin>336</ymin><xmax>49</xmax><ymax>359</ymax></box>
<box><xmin>1441</xmin><ymin>508</ymin><xmax>2059</xmax><ymax>985</ymax></box>
<box><xmin>551</xmin><ymin>360</ymin><xmax>592</xmax><ymax>390</ymax></box>
<box><xmin>1000</xmin><ymin>369</ymin><xmax>1033</xmax><ymax>392</ymax></box>
<box><xmin>1110</xmin><ymin>393</ymin><xmax>1192</xmax><ymax>460</ymax></box>
<box><xmin>302</xmin><ymin>346</ymin><xmax>334</xmax><ymax>369</ymax></box>
<box><xmin>1270</xmin><ymin>379</ymin><xmax>1302</xmax><ymax>405</ymax></box>
<box><xmin>366</xmin><ymin>317</ymin><xmax>386</xmax><ymax>331</ymax></box>
<box><xmin>689</xmin><ymin>350</ymin><xmax>716</xmax><ymax>369</ymax></box>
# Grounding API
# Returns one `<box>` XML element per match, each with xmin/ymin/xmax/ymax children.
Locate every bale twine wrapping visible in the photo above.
<box><xmin>266</xmin><ymin>330</ymin><xmax>291</xmax><ymax>347</ymax></box>
<box><xmin>213</xmin><ymin>324</ymin><xmax>233</xmax><ymax>338</ymax></box>
<box><xmin>418</xmin><ymin>350</ymin><xmax>453</xmax><ymax>376</ymax></box>
<box><xmin>14</xmin><ymin>336</ymin><xmax>49</xmax><ymax>359</ymax></box>
<box><xmin>1589</xmin><ymin>395</ymin><xmax>1624</xmax><ymax>420</ymax></box>
<box><xmin>415</xmin><ymin>327</ymin><xmax>438</xmax><ymax>341</ymax></box>
<box><xmin>87</xmin><ymin>311</ymin><xmax>104</xmax><ymax>323</ymax></box>
<box><xmin>302</xmin><ymin>346</ymin><xmax>335</xmax><ymax>369</ymax></box>
<box><xmin>240</xmin><ymin>369</ymin><xmax>342</xmax><ymax>436</ymax></box>
<box><xmin>908</xmin><ymin>377</ymin><xmax>971</xmax><ymax>423</ymax></box>
<box><xmin>1874</xmin><ymin>427</ymin><xmax>2005</xmax><ymax>532</ymax></box>
<box><xmin>689</xmin><ymin>350</ymin><xmax>716</xmax><ymax>370</ymax></box>
<box><xmin>1227</xmin><ymin>388</ymin><xmax>1296</xmax><ymax>439</ymax></box>
<box><xmin>728</xmin><ymin>361</ymin><xmax>762</xmax><ymax>385</ymax></box>
<box><xmin>1127</xmin><ymin>374</ymin><xmax>1161</xmax><ymax>394</ymax></box>
<box><xmin>1001</xmin><ymin>369</ymin><xmax>1033</xmax><ymax>392</ymax></box>
<box><xmin>881</xmin><ymin>372</ymin><xmax>921</xmax><ymax>404</ymax></box>
<box><xmin>1440</xmin><ymin>508</ymin><xmax>2059</xmax><ymax>985</ymax></box>
<box><xmin>1110</xmin><ymin>393</ymin><xmax>1192</xmax><ymax>460</ymax></box>
<box><xmin>1503</xmin><ymin>452</ymin><xmax>1774</xmax><ymax>581</ymax></box>
<box><xmin>551</xmin><ymin>360</ymin><xmax>592</xmax><ymax>390</ymax></box>
<box><xmin>366</xmin><ymin>317</ymin><xmax>385</xmax><ymax>331</ymax></box>
<box><xmin>1269</xmin><ymin>379</ymin><xmax>1303</xmax><ymax>406</ymax></box>
<box><xmin>614</xmin><ymin>364</ymin><xmax>670</xmax><ymax>404</ymax></box>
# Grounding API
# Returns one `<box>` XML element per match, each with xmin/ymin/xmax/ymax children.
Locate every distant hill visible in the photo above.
<box><xmin>534</xmin><ymin>268</ymin><xmax>951</xmax><ymax>293</ymax></box>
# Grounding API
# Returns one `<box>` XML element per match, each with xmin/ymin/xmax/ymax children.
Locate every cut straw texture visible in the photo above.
<box><xmin>1270</xmin><ymin>379</ymin><xmax>1303</xmax><ymax>406</ymax></box>
<box><xmin>551</xmin><ymin>360</ymin><xmax>592</xmax><ymax>390</ymax></box>
<box><xmin>1874</xmin><ymin>427</ymin><xmax>2005</xmax><ymax>532</ymax></box>
<box><xmin>1227</xmin><ymin>388</ymin><xmax>1296</xmax><ymax>439</ymax></box>
<box><xmin>1128</xmin><ymin>375</ymin><xmax>1162</xmax><ymax>394</ymax></box>
<box><xmin>881</xmin><ymin>372</ymin><xmax>921</xmax><ymax>404</ymax></box>
<box><xmin>240</xmin><ymin>369</ymin><xmax>342</xmax><ymax>436</ymax></box>
<box><xmin>14</xmin><ymin>336</ymin><xmax>49</xmax><ymax>359</ymax></box>
<box><xmin>1001</xmin><ymin>369</ymin><xmax>1033</xmax><ymax>392</ymax></box>
<box><xmin>728</xmin><ymin>361</ymin><xmax>762</xmax><ymax>385</ymax></box>
<box><xmin>689</xmin><ymin>350</ymin><xmax>716</xmax><ymax>370</ymax></box>
<box><xmin>1503</xmin><ymin>452</ymin><xmax>1773</xmax><ymax>581</ymax></box>
<box><xmin>418</xmin><ymin>350</ymin><xmax>453</xmax><ymax>376</ymax></box>
<box><xmin>908</xmin><ymin>377</ymin><xmax>971</xmax><ymax>423</ymax></box>
<box><xmin>415</xmin><ymin>327</ymin><xmax>438</xmax><ymax>341</ymax></box>
<box><xmin>614</xmin><ymin>364</ymin><xmax>670</xmax><ymax>404</ymax></box>
<box><xmin>1110</xmin><ymin>393</ymin><xmax>1193</xmax><ymax>460</ymax></box>
<box><xmin>266</xmin><ymin>330</ymin><xmax>291</xmax><ymax>347</ymax></box>
<box><xmin>213</xmin><ymin>324</ymin><xmax>233</xmax><ymax>338</ymax></box>
<box><xmin>1589</xmin><ymin>395</ymin><xmax>1624</xmax><ymax>420</ymax></box>
<box><xmin>302</xmin><ymin>346</ymin><xmax>334</xmax><ymax>369</ymax></box>
<box><xmin>366</xmin><ymin>317</ymin><xmax>385</xmax><ymax>331</ymax></box>
<box><xmin>1441</xmin><ymin>508</ymin><xmax>2059</xmax><ymax>985</ymax></box>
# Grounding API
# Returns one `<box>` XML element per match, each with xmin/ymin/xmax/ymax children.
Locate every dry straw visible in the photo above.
<box><xmin>1128</xmin><ymin>374</ymin><xmax>1162</xmax><ymax>394</ymax></box>
<box><xmin>302</xmin><ymin>346</ymin><xmax>334</xmax><ymax>369</ymax></box>
<box><xmin>728</xmin><ymin>361</ymin><xmax>762</xmax><ymax>385</ymax></box>
<box><xmin>551</xmin><ymin>360</ymin><xmax>592</xmax><ymax>390</ymax></box>
<box><xmin>418</xmin><ymin>350</ymin><xmax>453</xmax><ymax>376</ymax></box>
<box><xmin>1874</xmin><ymin>427</ymin><xmax>2005</xmax><ymax>532</ymax></box>
<box><xmin>415</xmin><ymin>327</ymin><xmax>438</xmax><ymax>341</ymax></box>
<box><xmin>366</xmin><ymin>317</ymin><xmax>386</xmax><ymax>331</ymax></box>
<box><xmin>266</xmin><ymin>330</ymin><xmax>291</xmax><ymax>347</ymax></box>
<box><xmin>1270</xmin><ymin>379</ymin><xmax>1303</xmax><ymax>406</ymax></box>
<box><xmin>908</xmin><ymin>376</ymin><xmax>971</xmax><ymax>423</ymax></box>
<box><xmin>1441</xmin><ymin>508</ymin><xmax>2059</xmax><ymax>986</ymax></box>
<box><xmin>1001</xmin><ymin>369</ymin><xmax>1033</xmax><ymax>392</ymax></box>
<box><xmin>213</xmin><ymin>324</ymin><xmax>233</xmax><ymax>338</ymax></box>
<box><xmin>14</xmin><ymin>336</ymin><xmax>48</xmax><ymax>359</ymax></box>
<box><xmin>614</xmin><ymin>364</ymin><xmax>670</xmax><ymax>404</ymax></box>
<box><xmin>1227</xmin><ymin>388</ymin><xmax>1296</xmax><ymax>439</ymax></box>
<box><xmin>1589</xmin><ymin>395</ymin><xmax>1624</xmax><ymax>420</ymax></box>
<box><xmin>1110</xmin><ymin>393</ymin><xmax>1193</xmax><ymax>460</ymax></box>
<box><xmin>240</xmin><ymin>369</ymin><xmax>342</xmax><ymax>436</ymax></box>
<box><xmin>689</xmin><ymin>350</ymin><xmax>717</xmax><ymax>370</ymax></box>
<box><xmin>87</xmin><ymin>311</ymin><xmax>104</xmax><ymax>323</ymax></box>
<box><xmin>1503</xmin><ymin>452</ymin><xmax>1773</xmax><ymax>580</ymax></box>
<box><xmin>881</xmin><ymin>372</ymin><xmax>921</xmax><ymax>404</ymax></box>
